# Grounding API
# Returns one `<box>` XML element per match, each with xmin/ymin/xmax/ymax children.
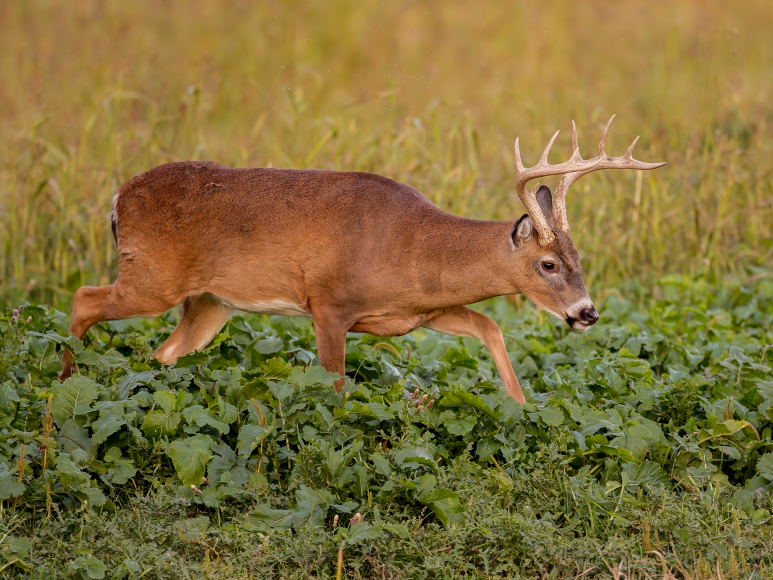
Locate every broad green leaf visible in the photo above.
<box><xmin>620</xmin><ymin>436</ymin><xmax>647</xmax><ymax>458</ymax></box>
<box><xmin>418</xmin><ymin>488</ymin><xmax>465</xmax><ymax>528</ymax></box>
<box><xmin>440</xmin><ymin>410</ymin><xmax>477</xmax><ymax>436</ymax></box>
<box><xmin>173</xmin><ymin>351</ymin><xmax>210</xmax><ymax>367</ymax></box>
<box><xmin>395</xmin><ymin>446</ymin><xmax>437</xmax><ymax>472</ymax></box>
<box><xmin>349</xmin><ymin>401</ymin><xmax>395</xmax><ymax>421</ymax></box>
<box><xmin>627</xmin><ymin>424</ymin><xmax>653</xmax><ymax>441</ymax></box>
<box><xmin>183</xmin><ymin>405</ymin><xmax>230</xmax><ymax>434</ymax></box>
<box><xmin>293</xmin><ymin>485</ymin><xmax>334</xmax><ymax>528</ymax></box>
<box><xmin>81</xmin><ymin>486</ymin><xmax>107</xmax><ymax>507</ymax></box>
<box><xmin>383</xmin><ymin>523</ymin><xmax>410</xmax><ymax>538</ymax></box>
<box><xmin>219</xmin><ymin>403</ymin><xmax>239</xmax><ymax>425</ymax></box>
<box><xmin>141</xmin><ymin>410</ymin><xmax>181</xmax><ymax>437</ymax></box>
<box><xmin>91</xmin><ymin>416</ymin><xmax>126</xmax><ymax>445</ymax></box>
<box><xmin>169</xmin><ymin>435</ymin><xmax>213</xmax><ymax>486</ymax></box>
<box><xmin>108</xmin><ymin>458</ymin><xmax>137</xmax><ymax>485</ymax></box>
<box><xmin>0</xmin><ymin>462</ymin><xmax>26</xmax><ymax>500</ymax></box>
<box><xmin>331</xmin><ymin>501</ymin><xmax>359</xmax><ymax>514</ymax></box>
<box><xmin>269</xmin><ymin>381</ymin><xmax>295</xmax><ymax>402</ymax></box>
<box><xmin>346</xmin><ymin>522</ymin><xmax>383</xmax><ymax>545</ymax></box>
<box><xmin>2</xmin><ymin>384</ymin><xmax>21</xmax><ymax>404</ymax></box>
<box><xmin>51</xmin><ymin>377</ymin><xmax>99</xmax><ymax>426</ymax></box>
<box><xmin>439</xmin><ymin>388</ymin><xmax>498</xmax><ymax>421</ymax></box>
<box><xmin>55</xmin><ymin>457</ymin><xmax>89</xmax><ymax>488</ymax></box>
<box><xmin>315</xmin><ymin>403</ymin><xmax>335</xmax><ymax>428</ymax></box>
<box><xmin>290</xmin><ymin>365</ymin><xmax>340</xmax><ymax>389</ymax></box>
<box><xmin>57</xmin><ymin>419</ymin><xmax>96</xmax><ymax>459</ymax></box>
<box><xmin>254</xmin><ymin>336</ymin><xmax>284</xmax><ymax>354</ymax></box>
<box><xmin>622</xmin><ymin>461</ymin><xmax>670</xmax><ymax>488</ymax></box>
<box><xmin>115</xmin><ymin>371</ymin><xmax>157</xmax><ymax>400</ymax></box>
<box><xmin>371</xmin><ymin>452</ymin><xmax>392</xmax><ymax>476</ymax></box>
<box><xmin>416</xmin><ymin>474</ymin><xmax>437</xmax><ymax>496</ymax></box>
<box><xmin>76</xmin><ymin>350</ymin><xmax>129</xmax><ymax>373</ymax></box>
<box><xmin>498</xmin><ymin>397</ymin><xmax>522</xmax><ymax>422</ymax></box>
<box><xmin>476</xmin><ymin>438</ymin><xmax>502</xmax><ymax>461</ymax></box>
<box><xmin>0</xmin><ymin>535</ymin><xmax>32</xmax><ymax>571</ymax></box>
<box><xmin>27</xmin><ymin>331</ymin><xmax>84</xmax><ymax>354</ymax></box>
<box><xmin>237</xmin><ymin>423</ymin><xmax>274</xmax><ymax>457</ymax></box>
<box><xmin>722</xmin><ymin>419</ymin><xmax>750</xmax><ymax>434</ymax></box>
<box><xmin>250</xmin><ymin>504</ymin><xmax>294</xmax><ymax>529</ymax></box>
<box><xmin>757</xmin><ymin>380</ymin><xmax>773</xmax><ymax>400</ymax></box>
<box><xmin>84</xmin><ymin>555</ymin><xmax>107</xmax><ymax>579</ymax></box>
<box><xmin>261</xmin><ymin>357</ymin><xmax>293</xmax><ymax>380</ymax></box>
<box><xmin>0</xmin><ymin>535</ymin><xmax>31</xmax><ymax>557</ymax></box>
<box><xmin>719</xmin><ymin>446</ymin><xmax>741</xmax><ymax>460</ymax></box>
<box><xmin>250</xmin><ymin>472</ymin><xmax>269</xmax><ymax>490</ymax></box>
<box><xmin>153</xmin><ymin>390</ymin><xmax>179</xmax><ymax>414</ymax></box>
<box><xmin>758</xmin><ymin>453</ymin><xmax>773</xmax><ymax>482</ymax></box>
<box><xmin>539</xmin><ymin>406</ymin><xmax>565</xmax><ymax>427</ymax></box>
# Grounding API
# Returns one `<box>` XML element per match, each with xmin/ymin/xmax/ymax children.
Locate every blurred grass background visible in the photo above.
<box><xmin>1</xmin><ymin>0</ymin><xmax>772</xmax><ymax>309</ymax></box>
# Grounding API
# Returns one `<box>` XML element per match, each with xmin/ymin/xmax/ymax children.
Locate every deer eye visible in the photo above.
<box><xmin>541</xmin><ymin>261</ymin><xmax>558</xmax><ymax>273</ymax></box>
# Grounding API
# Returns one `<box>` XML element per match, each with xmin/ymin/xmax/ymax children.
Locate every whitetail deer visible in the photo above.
<box><xmin>60</xmin><ymin>115</ymin><xmax>664</xmax><ymax>403</ymax></box>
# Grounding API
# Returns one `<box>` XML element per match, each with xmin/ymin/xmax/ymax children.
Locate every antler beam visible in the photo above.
<box><xmin>514</xmin><ymin>115</ymin><xmax>666</xmax><ymax>245</ymax></box>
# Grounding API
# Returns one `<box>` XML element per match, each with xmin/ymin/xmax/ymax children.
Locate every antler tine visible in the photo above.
<box><xmin>567</xmin><ymin>147</ymin><xmax>583</xmax><ymax>164</ymax></box>
<box><xmin>539</xmin><ymin>131</ymin><xmax>560</xmax><ymax>166</ymax></box>
<box><xmin>514</xmin><ymin>137</ymin><xmax>525</xmax><ymax>173</ymax></box>
<box><xmin>571</xmin><ymin>120</ymin><xmax>579</xmax><ymax>154</ymax></box>
<box><xmin>552</xmin><ymin>116</ymin><xmax>666</xmax><ymax>233</ymax></box>
<box><xmin>598</xmin><ymin>114</ymin><xmax>616</xmax><ymax>158</ymax></box>
<box><xmin>624</xmin><ymin>136</ymin><xmax>639</xmax><ymax>160</ymax></box>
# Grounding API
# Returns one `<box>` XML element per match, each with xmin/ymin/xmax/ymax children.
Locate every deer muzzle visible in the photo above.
<box><xmin>565</xmin><ymin>303</ymin><xmax>599</xmax><ymax>330</ymax></box>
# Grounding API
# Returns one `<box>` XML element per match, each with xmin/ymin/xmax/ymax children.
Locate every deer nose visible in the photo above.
<box><xmin>579</xmin><ymin>307</ymin><xmax>599</xmax><ymax>326</ymax></box>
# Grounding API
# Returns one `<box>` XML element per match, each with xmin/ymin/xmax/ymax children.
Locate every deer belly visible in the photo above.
<box><xmin>218</xmin><ymin>297</ymin><xmax>312</xmax><ymax>318</ymax></box>
<box><xmin>349</xmin><ymin>312</ymin><xmax>435</xmax><ymax>337</ymax></box>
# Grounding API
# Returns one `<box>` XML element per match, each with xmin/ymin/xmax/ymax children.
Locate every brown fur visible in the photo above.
<box><xmin>61</xmin><ymin>161</ymin><xmax>597</xmax><ymax>403</ymax></box>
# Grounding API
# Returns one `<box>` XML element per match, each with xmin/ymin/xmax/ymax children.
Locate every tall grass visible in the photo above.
<box><xmin>1</xmin><ymin>0</ymin><xmax>772</xmax><ymax>308</ymax></box>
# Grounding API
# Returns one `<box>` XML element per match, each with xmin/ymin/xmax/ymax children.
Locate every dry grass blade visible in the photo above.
<box><xmin>646</xmin><ymin>550</ymin><xmax>681</xmax><ymax>580</ymax></box>
<box><xmin>574</xmin><ymin>566</ymin><xmax>596</xmax><ymax>579</ymax></box>
<box><xmin>594</xmin><ymin>544</ymin><xmax>626</xmax><ymax>580</ymax></box>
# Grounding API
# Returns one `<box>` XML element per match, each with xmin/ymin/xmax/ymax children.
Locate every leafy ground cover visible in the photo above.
<box><xmin>0</xmin><ymin>273</ymin><xmax>772</xmax><ymax>578</ymax></box>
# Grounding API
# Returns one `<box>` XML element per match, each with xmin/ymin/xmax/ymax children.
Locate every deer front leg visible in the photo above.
<box><xmin>423</xmin><ymin>306</ymin><xmax>525</xmax><ymax>403</ymax></box>
<box><xmin>312</xmin><ymin>313</ymin><xmax>349</xmax><ymax>393</ymax></box>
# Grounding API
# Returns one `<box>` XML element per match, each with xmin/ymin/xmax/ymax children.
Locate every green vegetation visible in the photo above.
<box><xmin>1</xmin><ymin>274</ymin><xmax>773</xmax><ymax>577</ymax></box>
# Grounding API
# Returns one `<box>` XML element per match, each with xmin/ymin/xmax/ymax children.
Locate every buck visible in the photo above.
<box><xmin>60</xmin><ymin>115</ymin><xmax>664</xmax><ymax>403</ymax></box>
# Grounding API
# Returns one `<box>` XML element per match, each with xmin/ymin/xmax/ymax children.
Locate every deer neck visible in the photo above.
<box><xmin>418</xmin><ymin>215</ymin><xmax>516</xmax><ymax>307</ymax></box>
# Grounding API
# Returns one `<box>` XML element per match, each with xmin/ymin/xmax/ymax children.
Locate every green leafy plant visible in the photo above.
<box><xmin>1</xmin><ymin>273</ymin><xmax>773</xmax><ymax>576</ymax></box>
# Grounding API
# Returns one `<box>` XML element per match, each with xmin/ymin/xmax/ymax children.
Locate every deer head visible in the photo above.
<box><xmin>512</xmin><ymin>115</ymin><xmax>665</xmax><ymax>331</ymax></box>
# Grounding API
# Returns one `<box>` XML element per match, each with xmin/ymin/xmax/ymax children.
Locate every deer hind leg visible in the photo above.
<box><xmin>153</xmin><ymin>294</ymin><xmax>233</xmax><ymax>365</ymax></box>
<box><xmin>423</xmin><ymin>306</ymin><xmax>525</xmax><ymax>403</ymax></box>
<box><xmin>60</xmin><ymin>283</ymin><xmax>174</xmax><ymax>379</ymax></box>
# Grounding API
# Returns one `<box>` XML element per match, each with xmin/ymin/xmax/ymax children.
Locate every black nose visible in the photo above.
<box><xmin>579</xmin><ymin>307</ymin><xmax>599</xmax><ymax>326</ymax></box>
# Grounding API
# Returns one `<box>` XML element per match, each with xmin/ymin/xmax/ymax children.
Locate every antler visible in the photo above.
<box><xmin>552</xmin><ymin>115</ymin><xmax>666</xmax><ymax>233</ymax></box>
<box><xmin>515</xmin><ymin>129</ymin><xmax>604</xmax><ymax>246</ymax></box>
<box><xmin>514</xmin><ymin>115</ymin><xmax>666</xmax><ymax>245</ymax></box>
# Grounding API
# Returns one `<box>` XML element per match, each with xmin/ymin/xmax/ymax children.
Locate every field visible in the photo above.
<box><xmin>1</xmin><ymin>0</ymin><xmax>773</xmax><ymax>578</ymax></box>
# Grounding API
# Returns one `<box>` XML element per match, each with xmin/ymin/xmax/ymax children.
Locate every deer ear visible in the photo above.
<box><xmin>513</xmin><ymin>214</ymin><xmax>533</xmax><ymax>248</ymax></box>
<box><xmin>535</xmin><ymin>185</ymin><xmax>554</xmax><ymax>228</ymax></box>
